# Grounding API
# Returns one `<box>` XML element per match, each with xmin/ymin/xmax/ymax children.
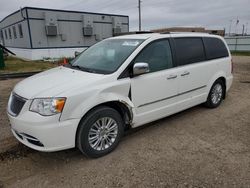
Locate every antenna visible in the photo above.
<box><xmin>138</xmin><ymin>0</ymin><xmax>142</xmax><ymax>31</ymax></box>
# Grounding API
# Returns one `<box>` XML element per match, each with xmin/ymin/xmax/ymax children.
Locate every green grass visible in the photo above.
<box><xmin>231</xmin><ymin>51</ymin><xmax>250</xmax><ymax>56</ymax></box>
<box><xmin>0</xmin><ymin>56</ymin><xmax>57</xmax><ymax>74</ymax></box>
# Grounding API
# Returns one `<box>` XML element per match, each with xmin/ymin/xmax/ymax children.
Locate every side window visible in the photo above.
<box><xmin>8</xmin><ymin>28</ymin><xmax>12</xmax><ymax>39</ymax></box>
<box><xmin>174</xmin><ymin>37</ymin><xmax>206</xmax><ymax>66</ymax></box>
<box><xmin>18</xmin><ymin>24</ymin><xmax>23</xmax><ymax>38</ymax></box>
<box><xmin>134</xmin><ymin>39</ymin><xmax>173</xmax><ymax>73</ymax></box>
<box><xmin>203</xmin><ymin>37</ymin><xmax>229</xmax><ymax>59</ymax></box>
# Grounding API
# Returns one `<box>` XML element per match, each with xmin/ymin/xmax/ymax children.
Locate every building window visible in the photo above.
<box><xmin>13</xmin><ymin>26</ymin><xmax>17</xmax><ymax>39</ymax></box>
<box><xmin>8</xmin><ymin>28</ymin><xmax>12</xmax><ymax>39</ymax></box>
<box><xmin>18</xmin><ymin>24</ymin><xmax>23</xmax><ymax>38</ymax></box>
<box><xmin>0</xmin><ymin>30</ymin><xmax>3</xmax><ymax>40</ymax></box>
<box><xmin>5</xmin><ymin>29</ymin><xmax>8</xmax><ymax>39</ymax></box>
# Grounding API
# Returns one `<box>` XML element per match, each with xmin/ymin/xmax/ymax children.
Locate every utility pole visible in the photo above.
<box><xmin>229</xmin><ymin>19</ymin><xmax>232</xmax><ymax>36</ymax></box>
<box><xmin>246</xmin><ymin>22</ymin><xmax>248</xmax><ymax>35</ymax></box>
<box><xmin>138</xmin><ymin>0</ymin><xmax>142</xmax><ymax>31</ymax></box>
<box><xmin>242</xmin><ymin>24</ymin><xmax>245</xmax><ymax>36</ymax></box>
<box><xmin>235</xmin><ymin>17</ymin><xmax>239</xmax><ymax>35</ymax></box>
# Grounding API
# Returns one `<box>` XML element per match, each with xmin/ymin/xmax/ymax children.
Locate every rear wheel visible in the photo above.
<box><xmin>205</xmin><ymin>79</ymin><xmax>225</xmax><ymax>108</ymax></box>
<box><xmin>76</xmin><ymin>106</ymin><xmax>124</xmax><ymax>158</ymax></box>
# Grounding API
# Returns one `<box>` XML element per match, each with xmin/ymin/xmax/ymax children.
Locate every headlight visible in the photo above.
<box><xmin>30</xmin><ymin>98</ymin><xmax>66</xmax><ymax>116</ymax></box>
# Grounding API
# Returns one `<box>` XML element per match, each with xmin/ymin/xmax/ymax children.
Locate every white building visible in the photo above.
<box><xmin>0</xmin><ymin>7</ymin><xmax>129</xmax><ymax>60</ymax></box>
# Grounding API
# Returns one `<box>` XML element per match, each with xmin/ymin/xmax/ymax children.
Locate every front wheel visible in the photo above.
<box><xmin>76</xmin><ymin>106</ymin><xmax>124</xmax><ymax>158</ymax></box>
<box><xmin>205</xmin><ymin>80</ymin><xmax>225</xmax><ymax>108</ymax></box>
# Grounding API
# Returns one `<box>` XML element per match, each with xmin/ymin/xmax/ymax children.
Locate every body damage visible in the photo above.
<box><xmin>59</xmin><ymin>77</ymin><xmax>134</xmax><ymax>122</ymax></box>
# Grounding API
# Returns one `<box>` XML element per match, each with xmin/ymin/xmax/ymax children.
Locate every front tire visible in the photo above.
<box><xmin>205</xmin><ymin>79</ymin><xmax>225</xmax><ymax>108</ymax></box>
<box><xmin>76</xmin><ymin>106</ymin><xmax>124</xmax><ymax>158</ymax></box>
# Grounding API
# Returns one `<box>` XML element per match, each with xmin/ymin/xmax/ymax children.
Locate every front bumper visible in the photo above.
<box><xmin>8</xmin><ymin>112</ymin><xmax>80</xmax><ymax>152</ymax></box>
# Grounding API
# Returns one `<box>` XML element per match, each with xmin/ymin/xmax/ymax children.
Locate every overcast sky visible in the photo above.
<box><xmin>1</xmin><ymin>0</ymin><xmax>250</xmax><ymax>34</ymax></box>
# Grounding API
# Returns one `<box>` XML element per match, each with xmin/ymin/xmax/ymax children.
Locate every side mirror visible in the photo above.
<box><xmin>133</xmin><ymin>62</ymin><xmax>149</xmax><ymax>76</ymax></box>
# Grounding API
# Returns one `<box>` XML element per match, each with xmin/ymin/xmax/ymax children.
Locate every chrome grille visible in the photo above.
<box><xmin>9</xmin><ymin>93</ymin><xmax>26</xmax><ymax>116</ymax></box>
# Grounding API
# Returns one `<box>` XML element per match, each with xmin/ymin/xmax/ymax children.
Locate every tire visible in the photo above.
<box><xmin>205</xmin><ymin>79</ymin><xmax>225</xmax><ymax>108</ymax></box>
<box><xmin>76</xmin><ymin>106</ymin><xmax>124</xmax><ymax>158</ymax></box>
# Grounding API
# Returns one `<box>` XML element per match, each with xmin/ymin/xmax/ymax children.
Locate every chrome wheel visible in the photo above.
<box><xmin>88</xmin><ymin>117</ymin><xmax>118</xmax><ymax>151</ymax></box>
<box><xmin>211</xmin><ymin>83</ymin><xmax>223</xmax><ymax>105</ymax></box>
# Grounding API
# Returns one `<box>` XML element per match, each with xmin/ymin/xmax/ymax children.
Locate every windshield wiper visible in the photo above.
<box><xmin>70</xmin><ymin>64</ymin><xmax>97</xmax><ymax>73</ymax></box>
<box><xmin>80</xmin><ymin>67</ymin><xmax>97</xmax><ymax>73</ymax></box>
<box><xmin>71</xmin><ymin>64</ymin><xmax>82</xmax><ymax>70</ymax></box>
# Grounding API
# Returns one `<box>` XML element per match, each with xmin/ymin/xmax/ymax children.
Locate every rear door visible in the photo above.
<box><xmin>174</xmin><ymin>37</ymin><xmax>216</xmax><ymax>98</ymax></box>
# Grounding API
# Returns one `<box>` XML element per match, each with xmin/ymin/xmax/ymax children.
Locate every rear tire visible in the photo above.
<box><xmin>76</xmin><ymin>106</ymin><xmax>124</xmax><ymax>158</ymax></box>
<box><xmin>205</xmin><ymin>79</ymin><xmax>225</xmax><ymax>108</ymax></box>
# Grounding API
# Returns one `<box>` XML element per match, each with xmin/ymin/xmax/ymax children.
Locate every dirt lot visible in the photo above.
<box><xmin>0</xmin><ymin>56</ymin><xmax>250</xmax><ymax>188</ymax></box>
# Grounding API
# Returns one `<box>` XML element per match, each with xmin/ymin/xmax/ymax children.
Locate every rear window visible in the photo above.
<box><xmin>203</xmin><ymin>37</ymin><xmax>229</xmax><ymax>60</ymax></box>
<box><xmin>174</xmin><ymin>37</ymin><xmax>206</xmax><ymax>66</ymax></box>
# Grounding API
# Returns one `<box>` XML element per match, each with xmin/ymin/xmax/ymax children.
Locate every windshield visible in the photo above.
<box><xmin>71</xmin><ymin>39</ymin><xmax>144</xmax><ymax>74</ymax></box>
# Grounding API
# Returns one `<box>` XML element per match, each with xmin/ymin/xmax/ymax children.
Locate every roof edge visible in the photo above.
<box><xmin>0</xmin><ymin>7</ymin><xmax>27</xmax><ymax>24</ymax></box>
<box><xmin>0</xmin><ymin>6</ymin><xmax>129</xmax><ymax>24</ymax></box>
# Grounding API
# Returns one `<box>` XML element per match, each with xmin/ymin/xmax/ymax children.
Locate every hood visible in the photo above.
<box><xmin>14</xmin><ymin>66</ymin><xmax>105</xmax><ymax>99</ymax></box>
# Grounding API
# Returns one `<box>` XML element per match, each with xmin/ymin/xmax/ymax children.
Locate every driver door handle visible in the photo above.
<box><xmin>181</xmin><ymin>71</ymin><xmax>190</xmax><ymax>76</ymax></box>
<box><xmin>167</xmin><ymin>75</ymin><xmax>177</xmax><ymax>80</ymax></box>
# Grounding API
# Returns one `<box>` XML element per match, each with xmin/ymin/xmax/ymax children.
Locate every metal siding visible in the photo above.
<box><xmin>1</xmin><ymin>21</ymin><xmax>31</xmax><ymax>48</ymax></box>
<box><xmin>1</xmin><ymin>7</ymin><xmax>129</xmax><ymax>49</ymax></box>
<box><xmin>0</xmin><ymin>8</ymin><xmax>31</xmax><ymax>48</ymax></box>
<box><xmin>28</xmin><ymin>8</ymin><xmax>129</xmax><ymax>49</ymax></box>
<box><xmin>0</xmin><ymin>9</ymin><xmax>27</xmax><ymax>28</ymax></box>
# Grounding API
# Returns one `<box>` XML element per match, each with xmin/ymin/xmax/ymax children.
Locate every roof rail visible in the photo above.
<box><xmin>134</xmin><ymin>31</ymin><xmax>154</xmax><ymax>34</ymax></box>
<box><xmin>167</xmin><ymin>31</ymin><xmax>210</xmax><ymax>35</ymax></box>
<box><xmin>114</xmin><ymin>31</ymin><xmax>154</xmax><ymax>36</ymax></box>
<box><xmin>160</xmin><ymin>32</ymin><xmax>170</xmax><ymax>34</ymax></box>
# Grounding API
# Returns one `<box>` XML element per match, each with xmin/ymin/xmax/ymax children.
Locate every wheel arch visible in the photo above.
<box><xmin>207</xmin><ymin>72</ymin><xmax>227</xmax><ymax>99</ymax></box>
<box><xmin>75</xmin><ymin>100</ymin><xmax>133</xmax><ymax>139</ymax></box>
<box><xmin>95</xmin><ymin>101</ymin><xmax>133</xmax><ymax>126</ymax></box>
<box><xmin>75</xmin><ymin>101</ymin><xmax>129</xmax><ymax>157</ymax></box>
<box><xmin>211</xmin><ymin>77</ymin><xmax>226</xmax><ymax>99</ymax></box>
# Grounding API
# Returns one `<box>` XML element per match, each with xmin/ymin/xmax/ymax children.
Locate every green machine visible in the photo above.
<box><xmin>0</xmin><ymin>44</ymin><xmax>16</xmax><ymax>69</ymax></box>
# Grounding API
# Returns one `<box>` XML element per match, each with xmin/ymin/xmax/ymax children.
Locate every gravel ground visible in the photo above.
<box><xmin>0</xmin><ymin>56</ymin><xmax>250</xmax><ymax>188</ymax></box>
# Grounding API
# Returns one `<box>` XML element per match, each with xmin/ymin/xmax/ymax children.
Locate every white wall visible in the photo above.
<box><xmin>225</xmin><ymin>36</ymin><xmax>250</xmax><ymax>52</ymax></box>
<box><xmin>7</xmin><ymin>47</ymin><xmax>87</xmax><ymax>60</ymax></box>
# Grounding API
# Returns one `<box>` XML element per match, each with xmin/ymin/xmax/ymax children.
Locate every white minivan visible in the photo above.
<box><xmin>7</xmin><ymin>33</ymin><xmax>233</xmax><ymax>158</ymax></box>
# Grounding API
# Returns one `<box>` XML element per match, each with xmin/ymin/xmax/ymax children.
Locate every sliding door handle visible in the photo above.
<box><xmin>181</xmin><ymin>71</ymin><xmax>190</xmax><ymax>76</ymax></box>
<box><xmin>167</xmin><ymin>75</ymin><xmax>177</xmax><ymax>80</ymax></box>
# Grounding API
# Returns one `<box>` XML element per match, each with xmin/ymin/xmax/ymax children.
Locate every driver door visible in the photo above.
<box><xmin>131</xmin><ymin>39</ymin><xmax>180</xmax><ymax>125</ymax></box>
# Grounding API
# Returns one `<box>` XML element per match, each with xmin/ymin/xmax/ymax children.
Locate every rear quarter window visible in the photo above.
<box><xmin>174</xmin><ymin>37</ymin><xmax>206</xmax><ymax>66</ymax></box>
<box><xmin>203</xmin><ymin>37</ymin><xmax>229</xmax><ymax>60</ymax></box>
